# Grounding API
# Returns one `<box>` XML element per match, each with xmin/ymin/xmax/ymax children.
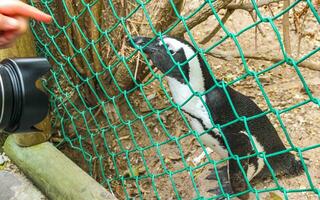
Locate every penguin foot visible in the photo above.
<box><xmin>207</xmin><ymin>182</ymin><xmax>233</xmax><ymax>200</ymax></box>
<box><xmin>207</xmin><ymin>165</ymin><xmax>233</xmax><ymax>198</ymax></box>
<box><xmin>211</xmin><ymin>196</ymin><xmax>228</xmax><ymax>200</ymax></box>
<box><xmin>207</xmin><ymin>182</ymin><xmax>233</xmax><ymax>194</ymax></box>
<box><xmin>206</xmin><ymin>166</ymin><xmax>227</xmax><ymax>180</ymax></box>
<box><xmin>206</xmin><ymin>171</ymin><xmax>217</xmax><ymax>180</ymax></box>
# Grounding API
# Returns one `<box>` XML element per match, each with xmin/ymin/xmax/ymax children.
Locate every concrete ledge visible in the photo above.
<box><xmin>4</xmin><ymin>135</ymin><xmax>117</xmax><ymax>200</ymax></box>
<box><xmin>0</xmin><ymin>170</ymin><xmax>46</xmax><ymax>200</ymax></box>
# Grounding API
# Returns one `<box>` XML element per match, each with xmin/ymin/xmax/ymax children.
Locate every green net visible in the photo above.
<box><xmin>29</xmin><ymin>0</ymin><xmax>320</xmax><ymax>199</ymax></box>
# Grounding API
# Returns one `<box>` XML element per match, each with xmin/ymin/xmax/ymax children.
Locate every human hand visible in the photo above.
<box><xmin>0</xmin><ymin>1</ymin><xmax>52</xmax><ymax>48</ymax></box>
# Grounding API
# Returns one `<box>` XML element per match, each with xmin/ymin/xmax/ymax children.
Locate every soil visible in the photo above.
<box><xmin>55</xmin><ymin>1</ymin><xmax>319</xmax><ymax>199</ymax></box>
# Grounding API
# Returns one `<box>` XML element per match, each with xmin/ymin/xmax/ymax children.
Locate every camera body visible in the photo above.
<box><xmin>0</xmin><ymin>58</ymin><xmax>51</xmax><ymax>133</ymax></box>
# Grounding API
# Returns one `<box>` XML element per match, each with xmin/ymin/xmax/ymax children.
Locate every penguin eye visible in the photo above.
<box><xmin>169</xmin><ymin>49</ymin><xmax>176</xmax><ymax>55</ymax></box>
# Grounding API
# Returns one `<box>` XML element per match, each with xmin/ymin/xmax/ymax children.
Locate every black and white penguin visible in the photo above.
<box><xmin>128</xmin><ymin>36</ymin><xmax>303</xmax><ymax>199</ymax></box>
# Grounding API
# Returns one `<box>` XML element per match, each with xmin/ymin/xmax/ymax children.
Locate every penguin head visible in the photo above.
<box><xmin>128</xmin><ymin>36</ymin><xmax>191</xmax><ymax>83</ymax></box>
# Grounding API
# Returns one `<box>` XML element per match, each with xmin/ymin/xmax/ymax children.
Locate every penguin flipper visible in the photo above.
<box><xmin>207</xmin><ymin>161</ymin><xmax>251</xmax><ymax>200</ymax></box>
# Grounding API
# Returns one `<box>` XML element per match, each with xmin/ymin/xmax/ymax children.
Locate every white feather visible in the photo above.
<box><xmin>240</xmin><ymin>131</ymin><xmax>265</xmax><ymax>180</ymax></box>
<box><xmin>187</xmin><ymin>114</ymin><xmax>228</xmax><ymax>158</ymax></box>
<box><xmin>161</xmin><ymin>37</ymin><xmax>265</xmax><ymax>181</ymax></box>
<box><xmin>162</xmin><ymin>38</ymin><xmax>212</xmax><ymax>128</ymax></box>
<box><xmin>161</xmin><ymin>38</ymin><xmax>228</xmax><ymax>159</ymax></box>
<box><xmin>160</xmin><ymin>37</ymin><xmax>205</xmax><ymax>92</ymax></box>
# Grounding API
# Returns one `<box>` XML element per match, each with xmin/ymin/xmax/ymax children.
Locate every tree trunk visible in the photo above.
<box><xmin>31</xmin><ymin>1</ymin><xmax>185</xmax><ymax>198</ymax></box>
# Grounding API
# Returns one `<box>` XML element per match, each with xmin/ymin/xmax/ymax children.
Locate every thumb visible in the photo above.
<box><xmin>0</xmin><ymin>14</ymin><xmax>19</xmax><ymax>31</ymax></box>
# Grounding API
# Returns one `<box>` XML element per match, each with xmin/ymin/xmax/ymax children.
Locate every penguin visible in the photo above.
<box><xmin>128</xmin><ymin>36</ymin><xmax>303</xmax><ymax>199</ymax></box>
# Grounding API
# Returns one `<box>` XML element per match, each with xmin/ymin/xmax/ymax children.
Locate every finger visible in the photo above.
<box><xmin>0</xmin><ymin>14</ymin><xmax>19</xmax><ymax>31</ymax></box>
<box><xmin>0</xmin><ymin>35</ymin><xmax>16</xmax><ymax>48</ymax></box>
<box><xmin>1</xmin><ymin>31</ymin><xmax>18</xmax><ymax>42</ymax></box>
<box><xmin>0</xmin><ymin>42</ymin><xmax>15</xmax><ymax>49</ymax></box>
<box><xmin>0</xmin><ymin>1</ymin><xmax>52</xmax><ymax>23</ymax></box>
<box><xmin>12</xmin><ymin>16</ymin><xmax>29</xmax><ymax>36</ymax></box>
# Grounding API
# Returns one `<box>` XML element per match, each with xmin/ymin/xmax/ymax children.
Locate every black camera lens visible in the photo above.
<box><xmin>0</xmin><ymin>58</ymin><xmax>51</xmax><ymax>133</ymax></box>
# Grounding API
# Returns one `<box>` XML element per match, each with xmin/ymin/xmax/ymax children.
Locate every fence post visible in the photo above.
<box><xmin>4</xmin><ymin>135</ymin><xmax>117</xmax><ymax>200</ymax></box>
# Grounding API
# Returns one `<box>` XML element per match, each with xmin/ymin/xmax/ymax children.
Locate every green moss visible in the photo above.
<box><xmin>0</xmin><ymin>133</ymin><xmax>8</xmax><ymax>153</ymax></box>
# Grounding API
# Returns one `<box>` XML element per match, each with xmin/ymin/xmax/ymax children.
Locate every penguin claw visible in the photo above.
<box><xmin>206</xmin><ymin>171</ymin><xmax>217</xmax><ymax>180</ymax></box>
<box><xmin>207</xmin><ymin>187</ymin><xmax>220</xmax><ymax>194</ymax></box>
<box><xmin>207</xmin><ymin>183</ymin><xmax>233</xmax><ymax>195</ymax></box>
<box><xmin>206</xmin><ymin>166</ymin><xmax>227</xmax><ymax>180</ymax></box>
<box><xmin>207</xmin><ymin>188</ymin><xmax>228</xmax><ymax>200</ymax></box>
<box><xmin>207</xmin><ymin>165</ymin><xmax>233</xmax><ymax>199</ymax></box>
<box><xmin>215</xmin><ymin>197</ymin><xmax>227</xmax><ymax>200</ymax></box>
<box><xmin>207</xmin><ymin>180</ymin><xmax>233</xmax><ymax>198</ymax></box>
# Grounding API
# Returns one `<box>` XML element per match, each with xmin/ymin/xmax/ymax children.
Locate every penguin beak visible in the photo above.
<box><xmin>128</xmin><ymin>36</ymin><xmax>157</xmax><ymax>54</ymax></box>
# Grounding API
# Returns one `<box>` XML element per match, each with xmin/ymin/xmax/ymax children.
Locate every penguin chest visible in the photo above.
<box><xmin>187</xmin><ymin>116</ymin><xmax>228</xmax><ymax>158</ymax></box>
<box><xmin>167</xmin><ymin>77</ymin><xmax>228</xmax><ymax>158</ymax></box>
<box><xmin>166</xmin><ymin>77</ymin><xmax>211</xmax><ymax>127</ymax></box>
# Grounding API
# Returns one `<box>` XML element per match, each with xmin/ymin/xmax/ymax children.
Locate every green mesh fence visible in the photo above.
<box><xmin>29</xmin><ymin>0</ymin><xmax>319</xmax><ymax>199</ymax></box>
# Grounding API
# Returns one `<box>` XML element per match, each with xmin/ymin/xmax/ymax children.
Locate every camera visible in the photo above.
<box><xmin>0</xmin><ymin>58</ymin><xmax>51</xmax><ymax>134</ymax></box>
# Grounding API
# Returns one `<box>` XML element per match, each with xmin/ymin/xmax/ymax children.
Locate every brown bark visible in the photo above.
<box><xmin>170</xmin><ymin>0</ymin><xmax>233</xmax><ymax>37</ymax></box>
<box><xmin>283</xmin><ymin>0</ymin><xmax>292</xmax><ymax>56</ymax></box>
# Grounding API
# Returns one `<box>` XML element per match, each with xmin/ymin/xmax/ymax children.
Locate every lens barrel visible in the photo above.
<box><xmin>0</xmin><ymin>58</ymin><xmax>51</xmax><ymax>133</ymax></box>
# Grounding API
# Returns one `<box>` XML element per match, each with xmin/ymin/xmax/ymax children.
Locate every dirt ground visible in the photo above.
<box><xmin>56</xmin><ymin>1</ymin><xmax>319</xmax><ymax>200</ymax></box>
<box><xmin>193</xmin><ymin>1</ymin><xmax>320</xmax><ymax>199</ymax></box>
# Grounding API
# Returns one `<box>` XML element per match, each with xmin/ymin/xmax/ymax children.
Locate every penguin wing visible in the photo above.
<box><xmin>205</xmin><ymin>85</ymin><xmax>267</xmax><ymax>125</ymax></box>
<box><xmin>205</xmin><ymin>86</ymin><xmax>237</xmax><ymax>124</ymax></box>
